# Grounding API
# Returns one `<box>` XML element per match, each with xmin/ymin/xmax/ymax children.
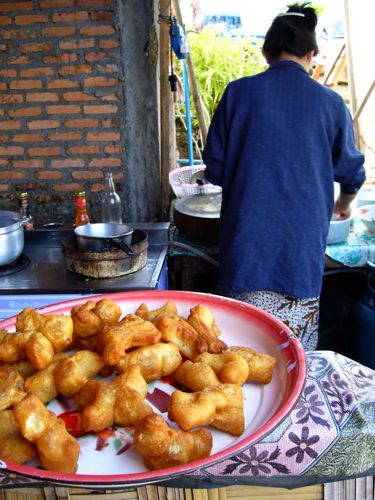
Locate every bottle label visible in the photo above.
<box><xmin>75</xmin><ymin>196</ymin><xmax>86</xmax><ymax>208</ymax></box>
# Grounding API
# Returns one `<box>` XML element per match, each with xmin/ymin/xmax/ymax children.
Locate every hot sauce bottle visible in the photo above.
<box><xmin>17</xmin><ymin>191</ymin><xmax>34</xmax><ymax>230</ymax></box>
<box><xmin>74</xmin><ymin>191</ymin><xmax>90</xmax><ymax>227</ymax></box>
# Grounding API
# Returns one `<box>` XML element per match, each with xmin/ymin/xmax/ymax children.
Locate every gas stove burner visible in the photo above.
<box><xmin>0</xmin><ymin>254</ymin><xmax>31</xmax><ymax>277</ymax></box>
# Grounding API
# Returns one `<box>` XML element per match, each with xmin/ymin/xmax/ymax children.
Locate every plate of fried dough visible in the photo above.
<box><xmin>0</xmin><ymin>290</ymin><xmax>306</xmax><ymax>488</ymax></box>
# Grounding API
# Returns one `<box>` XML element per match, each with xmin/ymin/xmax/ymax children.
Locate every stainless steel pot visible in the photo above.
<box><xmin>74</xmin><ymin>223</ymin><xmax>134</xmax><ymax>255</ymax></box>
<box><xmin>0</xmin><ymin>211</ymin><xmax>28</xmax><ymax>266</ymax></box>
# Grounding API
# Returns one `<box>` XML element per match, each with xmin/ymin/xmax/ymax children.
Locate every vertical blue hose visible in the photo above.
<box><xmin>182</xmin><ymin>59</ymin><xmax>194</xmax><ymax>166</ymax></box>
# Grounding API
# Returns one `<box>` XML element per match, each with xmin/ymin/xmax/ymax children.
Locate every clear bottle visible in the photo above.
<box><xmin>101</xmin><ymin>172</ymin><xmax>123</xmax><ymax>223</ymax></box>
<box><xmin>74</xmin><ymin>191</ymin><xmax>90</xmax><ymax>227</ymax></box>
<box><xmin>17</xmin><ymin>191</ymin><xmax>34</xmax><ymax>230</ymax></box>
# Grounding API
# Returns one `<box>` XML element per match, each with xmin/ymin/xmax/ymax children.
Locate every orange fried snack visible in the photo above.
<box><xmin>75</xmin><ymin>366</ymin><xmax>153</xmax><ymax>432</ymax></box>
<box><xmin>24</xmin><ymin>352</ymin><xmax>69</xmax><ymax>403</ymax></box>
<box><xmin>168</xmin><ymin>384</ymin><xmax>244</xmax><ymax>436</ymax></box>
<box><xmin>154</xmin><ymin>315</ymin><xmax>207</xmax><ymax>360</ymax></box>
<box><xmin>54</xmin><ymin>350</ymin><xmax>104</xmax><ymax>397</ymax></box>
<box><xmin>133</xmin><ymin>413</ymin><xmax>212</xmax><ymax>470</ymax></box>
<box><xmin>187</xmin><ymin>305</ymin><xmax>227</xmax><ymax>353</ymax></box>
<box><xmin>194</xmin><ymin>352</ymin><xmax>249</xmax><ymax>385</ymax></box>
<box><xmin>227</xmin><ymin>346</ymin><xmax>277</xmax><ymax>384</ymax></box>
<box><xmin>0</xmin><ymin>364</ymin><xmax>26</xmax><ymax>411</ymax></box>
<box><xmin>13</xmin><ymin>360</ymin><xmax>36</xmax><ymax>378</ymax></box>
<box><xmin>116</xmin><ymin>342</ymin><xmax>182</xmax><ymax>382</ymax></box>
<box><xmin>71</xmin><ymin>298</ymin><xmax>122</xmax><ymax>338</ymax></box>
<box><xmin>173</xmin><ymin>360</ymin><xmax>221</xmax><ymax>392</ymax></box>
<box><xmin>0</xmin><ymin>329</ymin><xmax>55</xmax><ymax>370</ymax></box>
<box><xmin>98</xmin><ymin>314</ymin><xmax>161</xmax><ymax>366</ymax></box>
<box><xmin>135</xmin><ymin>301</ymin><xmax>178</xmax><ymax>322</ymax></box>
<box><xmin>13</xmin><ymin>394</ymin><xmax>80</xmax><ymax>473</ymax></box>
<box><xmin>0</xmin><ymin>409</ymin><xmax>36</xmax><ymax>464</ymax></box>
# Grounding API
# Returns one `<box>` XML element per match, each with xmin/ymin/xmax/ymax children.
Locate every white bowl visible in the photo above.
<box><xmin>356</xmin><ymin>204</ymin><xmax>375</xmax><ymax>234</ymax></box>
<box><xmin>356</xmin><ymin>185</ymin><xmax>375</xmax><ymax>208</ymax></box>
<box><xmin>327</xmin><ymin>214</ymin><xmax>351</xmax><ymax>244</ymax></box>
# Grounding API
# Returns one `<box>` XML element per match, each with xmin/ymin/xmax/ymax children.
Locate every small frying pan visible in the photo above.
<box><xmin>74</xmin><ymin>223</ymin><xmax>134</xmax><ymax>255</ymax></box>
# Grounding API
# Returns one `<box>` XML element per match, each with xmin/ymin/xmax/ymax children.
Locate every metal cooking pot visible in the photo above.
<box><xmin>0</xmin><ymin>210</ymin><xmax>29</xmax><ymax>266</ymax></box>
<box><xmin>74</xmin><ymin>223</ymin><xmax>134</xmax><ymax>255</ymax></box>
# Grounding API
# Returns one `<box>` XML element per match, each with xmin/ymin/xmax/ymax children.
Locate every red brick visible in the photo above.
<box><xmin>0</xmin><ymin>3</ymin><xmax>33</xmax><ymax>12</ymax></box>
<box><xmin>49</xmin><ymin>131</ymin><xmax>81</xmax><ymax>141</ymax></box>
<box><xmin>0</xmin><ymin>83</ymin><xmax>6</xmax><ymax>90</ymax></box>
<box><xmin>14</xmin><ymin>159</ymin><xmax>44</xmax><ymax>168</ymax></box>
<box><xmin>84</xmin><ymin>51</ymin><xmax>110</xmax><ymax>62</ymax></box>
<box><xmin>0</xmin><ymin>171</ymin><xmax>27</xmax><ymax>179</ymax></box>
<box><xmin>58</xmin><ymin>65</ymin><xmax>92</xmax><ymax>76</ymax></box>
<box><xmin>63</xmin><ymin>91</ymin><xmax>96</xmax><ymax>102</ymax></box>
<box><xmin>10</xmin><ymin>80</ymin><xmax>43</xmax><ymax>90</ymax></box>
<box><xmin>29</xmin><ymin>146</ymin><xmax>61</xmax><ymax>156</ymax></box>
<box><xmin>101</xmin><ymin>93</ymin><xmax>118</xmax><ymax>101</ymax></box>
<box><xmin>97</xmin><ymin>64</ymin><xmax>118</xmax><ymax>73</ymax></box>
<box><xmin>7</xmin><ymin>56</ymin><xmax>31</xmax><ymax>64</ymax></box>
<box><xmin>99</xmin><ymin>39</ymin><xmax>119</xmax><ymax>49</ymax></box>
<box><xmin>13</xmin><ymin>133</ymin><xmax>44</xmax><ymax>142</ymax></box>
<box><xmin>46</xmin><ymin>105</ymin><xmax>80</xmax><ymax>114</ymax></box>
<box><xmin>52</xmin><ymin>159</ymin><xmax>84</xmax><ymax>168</ymax></box>
<box><xmin>35</xmin><ymin>171</ymin><xmax>62</xmax><ymax>180</ymax></box>
<box><xmin>0</xmin><ymin>121</ymin><xmax>22</xmax><ymax>130</ymax></box>
<box><xmin>0</xmin><ymin>146</ymin><xmax>24</xmax><ymax>156</ymax></box>
<box><xmin>20</xmin><ymin>67</ymin><xmax>54</xmax><ymax>77</ymax></box>
<box><xmin>0</xmin><ymin>16</ymin><xmax>11</xmax><ymax>25</ymax></box>
<box><xmin>48</xmin><ymin>79</ymin><xmax>78</xmax><ymax>89</ymax></box>
<box><xmin>72</xmin><ymin>169</ymin><xmax>102</xmax><ymax>180</ymax></box>
<box><xmin>28</xmin><ymin>120</ymin><xmax>60</xmax><ymax>130</ymax></box>
<box><xmin>84</xmin><ymin>76</ymin><xmax>118</xmax><ymax>87</ymax></box>
<box><xmin>15</xmin><ymin>14</ymin><xmax>48</xmax><ymax>25</ymax></box>
<box><xmin>44</xmin><ymin>53</ymin><xmax>77</xmax><ymax>64</ymax></box>
<box><xmin>40</xmin><ymin>0</ymin><xmax>74</xmax><ymax>8</ymax></box>
<box><xmin>0</xmin><ymin>133</ymin><xmax>8</xmax><ymax>142</ymax></box>
<box><xmin>102</xmin><ymin>117</ymin><xmax>119</xmax><ymax>128</ymax></box>
<box><xmin>0</xmin><ymin>69</ymin><xmax>17</xmax><ymax>78</ymax></box>
<box><xmin>20</xmin><ymin>42</ymin><xmax>53</xmax><ymax>53</ymax></box>
<box><xmin>0</xmin><ymin>45</ymin><xmax>7</xmax><ymax>52</ymax></box>
<box><xmin>78</xmin><ymin>0</ymin><xmax>114</xmax><ymax>6</ymax></box>
<box><xmin>67</xmin><ymin>145</ymin><xmax>99</xmax><ymax>155</ymax></box>
<box><xmin>42</xmin><ymin>26</ymin><xmax>76</xmax><ymax>37</ymax></box>
<box><xmin>2</xmin><ymin>29</ymin><xmax>37</xmax><ymax>40</ymax></box>
<box><xmin>0</xmin><ymin>109</ymin><xmax>4</xmax><ymax>117</ymax></box>
<box><xmin>84</xmin><ymin>104</ymin><xmax>117</xmax><ymax>114</ymax></box>
<box><xmin>0</xmin><ymin>184</ymin><xmax>10</xmax><ymax>191</ymax></box>
<box><xmin>9</xmin><ymin>107</ymin><xmax>41</xmax><ymax>117</ymax></box>
<box><xmin>52</xmin><ymin>12</ymin><xmax>88</xmax><ymax>22</ymax></box>
<box><xmin>89</xmin><ymin>158</ymin><xmax>121</xmax><ymax>167</ymax></box>
<box><xmin>59</xmin><ymin>39</ymin><xmax>94</xmax><ymax>50</ymax></box>
<box><xmin>80</xmin><ymin>25</ymin><xmax>115</xmax><ymax>37</ymax></box>
<box><xmin>53</xmin><ymin>183</ymin><xmax>82</xmax><ymax>192</ymax></box>
<box><xmin>104</xmin><ymin>144</ymin><xmax>122</xmax><ymax>154</ymax></box>
<box><xmin>65</xmin><ymin>118</ymin><xmax>98</xmax><ymax>128</ymax></box>
<box><xmin>87</xmin><ymin>131</ymin><xmax>120</xmax><ymax>141</ymax></box>
<box><xmin>0</xmin><ymin>94</ymin><xmax>23</xmax><ymax>104</ymax></box>
<box><xmin>90</xmin><ymin>11</ymin><xmax>114</xmax><ymax>21</ymax></box>
<box><xmin>26</xmin><ymin>92</ymin><xmax>59</xmax><ymax>102</ymax></box>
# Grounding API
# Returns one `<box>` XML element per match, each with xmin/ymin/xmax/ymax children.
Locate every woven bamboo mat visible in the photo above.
<box><xmin>0</xmin><ymin>484</ymin><xmax>323</xmax><ymax>500</ymax></box>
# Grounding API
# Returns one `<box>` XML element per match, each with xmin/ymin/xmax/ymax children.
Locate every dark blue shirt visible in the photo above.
<box><xmin>203</xmin><ymin>61</ymin><xmax>365</xmax><ymax>298</ymax></box>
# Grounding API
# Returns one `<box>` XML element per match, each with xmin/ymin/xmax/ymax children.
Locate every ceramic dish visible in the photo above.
<box><xmin>0</xmin><ymin>290</ymin><xmax>306</xmax><ymax>488</ymax></box>
<box><xmin>355</xmin><ymin>204</ymin><xmax>375</xmax><ymax>234</ymax></box>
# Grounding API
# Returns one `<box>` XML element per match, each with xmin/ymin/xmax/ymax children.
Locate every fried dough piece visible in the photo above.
<box><xmin>78</xmin><ymin>367</ymin><xmax>152</xmax><ymax>432</ymax></box>
<box><xmin>54</xmin><ymin>350</ymin><xmax>104</xmax><ymax>397</ymax></box>
<box><xmin>14</xmin><ymin>360</ymin><xmax>36</xmax><ymax>378</ymax></box>
<box><xmin>135</xmin><ymin>301</ymin><xmax>178</xmax><ymax>322</ymax></box>
<box><xmin>13</xmin><ymin>394</ymin><xmax>80</xmax><ymax>473</ymax></box>
<box><xmin>0</xmin><ymin>365</ymin><xmax>26</xmax><ymax>411</ymax></box>
<box><xmin>77</xmin><ymin>334</ymin><xmax>100</xmax><ymax>352</ymax></box>
<box><xmin>15</xmin><ymin>307</ymin><xmax>43</xmax><ymax>333</ymax></box>
<box><xmin>24</xmin><ymin>352</ymin><xmax>69</xmax><ymax>403</ymax></box>
<box><xmin>173</xmin><ymin>360</ymin><xmax>221</xmax><ymax>391</ymax></box>
<box><xmin>0</xmin><ymin>329</ymin><xmax>54</xmax><ymax>370</ymax></box>
<box><xmin>116</xmin><ymin>342</ymin><xmax>182</xmax><ymax>381</ymax></box>
<box><xmin>227</xmin><ymin>346</ymin><xmax>277</xmax><ymax>384</ymax></box>
<box><xmin>133</xmin><ymin>413</ymin><xmax>212</xmax><ymax>470</ymax></box>
<box><xmin>98</xmin><ymin>314</ymin><xmax>161</xmax><ymax>366</ymax></box>
<box><xmin>187</xmin><ymin>305</ymin><xmax>227</xmax><ymax>353</ymax></box>
<box><xmin>194</xmin><ymin>352</ymin><xmax>249</xmax><ymax>385</ymax></box>
<box><xmin>25</xmin><ymin>331</ymin><xmax>55</xmax><ymax>370</ymax></box>
<box><xmin>168</xmin><ymin>384</ymin><xmax>244</xmax><ymax>435</ymax></box>
<box><xmin>71</xmin><ymin>299</ymin><xmax>122</xmax><ymax>339</ymax></box>
<box><xmin>154</xmin><ymin>316</ymin><xmax>207</xmax><ymax>360</ymax></box>
<box><xmin>94</xmin><ymin>299</ymin><xmax>122</xmax><ymax>326</ymax></box>
<box><xmin>0</xmin><ymin>410</ymin><xmax>36</xmax><ymax>464</ymax></box>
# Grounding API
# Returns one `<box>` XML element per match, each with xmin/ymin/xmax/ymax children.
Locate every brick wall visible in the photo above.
<box><xmin>0</xmin><ymin>0</ymin><xmax>126</xmax><ymax>226</ymax></box>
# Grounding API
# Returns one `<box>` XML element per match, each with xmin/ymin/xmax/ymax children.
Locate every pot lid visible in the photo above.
<box><xmin>174</xmin><ymin>193</ymin><xmax>222</xmax><ymax>219</ymax></box>
<box><xmin>74</xmin><ymin>223</ymin><xmax>134</xmax><ymax>239</ymax></box>
<box><xmin>0</xmin><ymin>210</ymin><xmax>21</xmax><ymax>235</ymax></box>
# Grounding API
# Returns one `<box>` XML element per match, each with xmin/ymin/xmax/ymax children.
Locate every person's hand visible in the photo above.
<box><xmin>333</xmin><ymin>192</ymin><xmax>357</xmax><ymax>219</ymax></box>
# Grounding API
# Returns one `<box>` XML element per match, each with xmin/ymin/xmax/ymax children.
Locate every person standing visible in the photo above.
<box><xmin>202</xmin><ymin>2</ymin><xmax>365</xmax><ymax>350</ymax></box>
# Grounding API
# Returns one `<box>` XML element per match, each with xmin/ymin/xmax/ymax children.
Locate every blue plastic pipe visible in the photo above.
<box><xmin>182</xmin><ymin>59</ymin><xmax>194</xmax><ymax>166</ymax></box>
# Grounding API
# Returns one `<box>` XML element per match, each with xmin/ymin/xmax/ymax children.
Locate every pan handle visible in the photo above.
<box><xmin>112</xmin><ymin>237</ymin><xmax>134</xmax><ymax>256</ymax></box>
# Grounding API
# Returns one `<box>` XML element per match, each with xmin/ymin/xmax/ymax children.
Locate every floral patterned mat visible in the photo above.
<box><xmin>1</xmin><ymin>351</ymin><xmax>375</xmax><ymax>490</ymax></box>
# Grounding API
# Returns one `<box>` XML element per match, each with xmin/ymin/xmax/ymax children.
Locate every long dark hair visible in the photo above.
<box><xmin>263</xmin><ymin>2</ymin><xmax>318</xmax><ymax>61</ymax></box>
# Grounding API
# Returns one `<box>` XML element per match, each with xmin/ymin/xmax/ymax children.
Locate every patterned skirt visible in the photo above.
<box><xmin>229</xmin><ymin>290</ymin><xmax>320</xmax><ymax>351</ymax></box>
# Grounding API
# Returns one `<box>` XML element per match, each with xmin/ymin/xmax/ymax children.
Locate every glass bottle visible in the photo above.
<box><xmin>17</xmin><ymin>191</ymin><xmax>34</xmax><ymax>230</ymax></box>
<box><xmin>101</xmin><ymin>172</ymin><xmax>123</xmax><ymax>224</ymax></box>
<box><xmin>74</xmin><ymin>191</ymin><xmax>90</xmax><ymax>227</ymax></box>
